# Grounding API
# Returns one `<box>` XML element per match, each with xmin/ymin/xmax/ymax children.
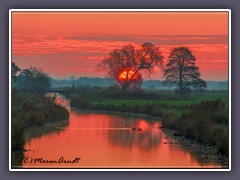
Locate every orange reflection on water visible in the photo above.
<box><xmin>136</xmin><ymin>119</ymin><xmax>151</xmax><ymax>131</ymax></box>
<box><xmin>23</xmin><ymin>108</ymin><xmax>222</xmax><ymax>168</ymax></box>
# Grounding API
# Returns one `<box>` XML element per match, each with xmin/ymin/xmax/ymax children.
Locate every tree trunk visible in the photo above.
<box><xmin>179</xmin><ymin>65</ymin><xmax>183</xmax><ymax>92</ymax></box>
<box><xmin>121</xmin><ymin>84</ymin><xmax>129</xmax><ymax>91</ymax></box>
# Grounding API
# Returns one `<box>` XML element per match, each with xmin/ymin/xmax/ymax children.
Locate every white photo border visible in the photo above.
<box><xmin>9</xmin><ymin>9</ymin><xmax>231</xmax><ymax>172</ymax></box>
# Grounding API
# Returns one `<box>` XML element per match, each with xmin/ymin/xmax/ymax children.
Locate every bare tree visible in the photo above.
<box><xmin>97</xmin><ymin>42</ymin><xmax>164</xmax><ymax>91</ymax></box>
<box><xmin>163</xmin><ymin>47</ymin><xmax>206</xmax><ymax>94</ymax></box>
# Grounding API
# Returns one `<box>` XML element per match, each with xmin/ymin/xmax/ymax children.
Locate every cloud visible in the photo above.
<box><xmin>12</xmin><ymin>34</ymin><xmax>228</xmax><ymax>60</ymax></box>
<box><xmin>12</xmin><ymin>33</ymin><xmax>229</xmax><ymax>80</ymax></box>
<box><xmin>44</xmin><ymin>67</ymin><xmax>95</xmax><ymax>71</ymax></box>
<box><xmin>64</xmin><ymin>34</ymin><xmax>228</xmax><ymax>45</ymax></box>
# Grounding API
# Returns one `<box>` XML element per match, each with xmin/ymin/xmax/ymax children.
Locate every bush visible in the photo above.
<box><xmin>26</xmin><ymin>111</ymin><xmax>45</xmax><ymax>126</ymax></box>
<box><xmin>12</xmin><ymin>117</ymin><xmax>25</xmax><ymax>151</ymax></box>
<box><xmin>162</xmin><ymin>100</ymin><xmax>229</xmax><ymax>155</ymax></box>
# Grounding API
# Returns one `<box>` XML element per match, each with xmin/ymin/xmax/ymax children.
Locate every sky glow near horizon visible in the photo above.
<box><xmin>12</xmin><ymin>12</ymin><xmax>229</xmax><ymax>81</ymax></box>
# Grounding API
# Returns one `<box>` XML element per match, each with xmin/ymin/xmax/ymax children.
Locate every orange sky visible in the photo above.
<box><xmin>12</xmin><ymin>11</ymin><xmax>229</xmax><ymax>80</ymax></box>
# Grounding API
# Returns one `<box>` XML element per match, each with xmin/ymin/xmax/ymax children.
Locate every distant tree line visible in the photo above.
<box><xmin>50</xmin><ymin>77</ymin><xmax>228</xmax><ymax>91</ymax></box>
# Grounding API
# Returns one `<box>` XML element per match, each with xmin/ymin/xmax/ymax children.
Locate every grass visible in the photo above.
<box><xmin>95</xmin><ymin>100</ymin><xmax>192</xmax><ymax>106</ymax></box>
<box><xmin>162</xmin><ymin>100</ymin><xmax>229</xmax><ymax>155</ymax></box>
<box><xmin>89</xmin><ymin>99</ymin><xmax>191</xmax><ymax>117</ymax></box>
<box><xmin>11</xmin><ymin>90</ymin><xmax>70</xmax><ymax>167</ymax></box>
<box><xmin>70</xmin><ymin>89</ymin><xmax>228</xmax><ymax>117</ymax></box>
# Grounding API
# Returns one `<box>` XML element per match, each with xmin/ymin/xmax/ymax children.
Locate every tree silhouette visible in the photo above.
<box><xmin>16</xmin><ymin>66</ymin><xmax>50</xmax><ymax>94</ymax></box>
<box><xmin>12</xmin><ymin>62</ymin><xmax>21</xmax><ymax>82</ymax></box>
<box><xmin>97</xmin><ymin>42</ymin><xmax>164</xmax><ymax>91</ymax></box>
<box><xmin>163</xmin><ymin>47</ymin><xmax>206</xmax><ymax>94</ymax></box>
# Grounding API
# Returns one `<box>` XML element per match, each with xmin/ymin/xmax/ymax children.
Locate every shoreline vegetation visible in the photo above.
<box><xmin>11</xmin><ymin>90</ymin><xmax>70</xmax><ymax>167</ymax></box>
<box><xmin>69</xmin><ymin>88</ymin><xmax>229</xmax><ymax>163</ymax></box>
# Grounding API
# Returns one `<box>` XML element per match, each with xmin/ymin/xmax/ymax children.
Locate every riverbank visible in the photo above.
<box><xmin>161</xmin><ymin>100</ymin><xmax>229</xmax><ymax>157</ymax></box>
<box><xmin>11</xmin><ymin>91</ymin><xmax>70</xmax><ymax>168</ymax></box>
<box><xmin>162</xmin><ymin>128</ymin><xmax>229</xmax><ymax>168</ymax></box>
<box><xmin>70</xmin><ymin>89</ymin><xmax>228</xmax><ymax>117</ymax></box>
<box><xmin>70</xmin><ymin>90</ymin><xmax>229</xmax><ymax>159</ymax></box>
<box><xmin>24</xmin><ymin>119</ymin><xmax>69</xmax><ymax>140</ymax></box>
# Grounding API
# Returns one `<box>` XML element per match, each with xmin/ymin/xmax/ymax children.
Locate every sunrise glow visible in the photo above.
<box><xmin>12</xmin><ymin>11</ymin><xmax>229</xmax><ymax>81</ymax></box>
<box><xmin>118</xmin><ymin>70</ymin><xmax>136</xmax><ymax>80</ymax></box>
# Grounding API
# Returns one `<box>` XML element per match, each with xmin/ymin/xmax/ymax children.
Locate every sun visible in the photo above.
<box><xmin>118</xmin><ymin>70</ymin><xmax>135</xmax><ymax>80</ymax></box>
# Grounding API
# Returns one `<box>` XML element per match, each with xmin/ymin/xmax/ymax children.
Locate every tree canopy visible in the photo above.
<box><xmin>97</xmin><ymin>42</ymin><xmax>164</xmax><ymax>91</ymax></box>
<box><xmin>163</xmin><ymin>47</ymin><xmax>206</xmax><ymax>93</ymax></box>
<box><xmin>15</xmin><ymin>66</ymin><xmax>50</xmax><ymax>94</ymax></box>
<box><xmin>12</xmin><ymin>62</ymin><xmax>21</xmax><ymax>83</ymax></box>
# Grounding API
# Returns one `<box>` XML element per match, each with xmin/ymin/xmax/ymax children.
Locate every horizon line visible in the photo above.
<box><xmin>51</xmin><ymin>76</ymin><xmax>228</xmax><ymax>82</ymax></box>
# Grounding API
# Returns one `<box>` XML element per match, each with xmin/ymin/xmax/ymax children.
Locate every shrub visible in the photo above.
<box><xmin>162</xmin><ymin>100</ymin><xmax>229</xmax><ymax>155</ymax></box>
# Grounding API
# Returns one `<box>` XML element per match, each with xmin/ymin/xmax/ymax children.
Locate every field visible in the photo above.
<box><xmin>70</xmin><ymin>89</ymin><xmax>228</xmax><ymax>117</ymax></box>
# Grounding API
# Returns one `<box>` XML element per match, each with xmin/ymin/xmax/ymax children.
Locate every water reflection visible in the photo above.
<box><xmin>23</xmin><ymin>95</ymin><xmax>222</xmax><ymax>168</ymax></box>
<box><xmin>107</xmin><ymin>119</ymin><xmax>163</xmax><ymax>151</ymax></box>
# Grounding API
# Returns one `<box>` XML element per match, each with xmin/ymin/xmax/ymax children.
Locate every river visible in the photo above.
<box><xmin>22</xmin><ymin>93</ymin><xmax>222</xmax><ymax>169</ymax></box>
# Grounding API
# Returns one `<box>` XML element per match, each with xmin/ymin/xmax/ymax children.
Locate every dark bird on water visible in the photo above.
<box><xmin>132</xmin><ymin>128</ymin><xmax>142</xmax><ymax>131</ymax></box>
